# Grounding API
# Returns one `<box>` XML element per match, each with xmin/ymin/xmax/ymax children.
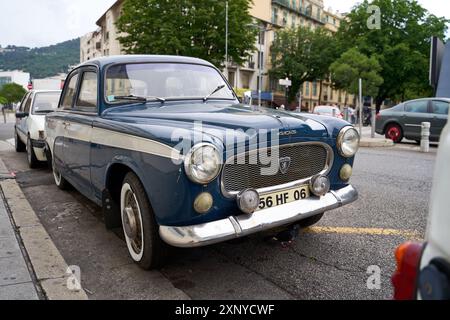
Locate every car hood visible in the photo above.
<box><xmin>102</xmin><ymin>102</ymin><xmax>330</xmax><ymax>144</ymax></box>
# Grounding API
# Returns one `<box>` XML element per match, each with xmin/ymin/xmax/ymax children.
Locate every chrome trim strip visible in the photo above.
<box><xmin>220</xmin><ymin>141</ymin><xmax>334</xmax><ymax>199</ymax></box>
<box><xmin>405</xmin><ymin>124</ymin><xmax>422</xmax><ymax>127</ymax></box>
<box><xmin>159</xmin><ymin>185</ymin><xmax>358</xmax><ymax>248</ymax></box>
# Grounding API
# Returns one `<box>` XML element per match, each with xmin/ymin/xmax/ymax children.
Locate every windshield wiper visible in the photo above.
<box><xmin>203</xmin><ymin>85</ymin><xmax>226</xmax><ymax>102</ymax></box>
<box><xmin>113</xmin><ymin>95</ymin><xmax>166</xmax><ymax>103</ymax></box>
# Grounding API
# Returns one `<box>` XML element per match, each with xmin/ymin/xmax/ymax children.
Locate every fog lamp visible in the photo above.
<box><xmin>309</xmin><ymin>175</ymin><xmax>331</xmax><ymax>197</ymax></box>
<box><xmin>340</xmin><ymin>164</ymin><xmax>353</xmax><ymax>181</ymax></box>
<box><xmin>237</xmin><ymin>189</ymin><xmax>260</xmax><ymax>214</ymax></box>
<box><xmin>194</xmin><ymin>192</ymin><xmax>213</xmax><ymax>214</ymax></box>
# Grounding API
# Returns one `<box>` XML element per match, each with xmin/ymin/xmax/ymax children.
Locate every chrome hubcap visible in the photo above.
<box><xmin>122</xmin><ymin>189</ymin><xmax>142</xmax><ymax>255</ymax></box>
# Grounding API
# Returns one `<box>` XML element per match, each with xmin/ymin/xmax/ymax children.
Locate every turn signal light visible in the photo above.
<box><xmin>392</xmin><ymin>242</ymin><xmax>424</xmax><ymax>300</ymax></box>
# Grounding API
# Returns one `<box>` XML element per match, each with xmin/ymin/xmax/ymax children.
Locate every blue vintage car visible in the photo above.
<box><xmin>45</xmin><ymin>55</ymin><xmax>359</xmax><ymax>269</ymax></box>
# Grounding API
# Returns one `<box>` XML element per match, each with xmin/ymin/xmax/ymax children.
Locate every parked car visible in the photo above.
<box><xmin>313</xmin><ymin>105</ymin><xmax>344</xmax><ymax>119</ymax></box>
<box><xmin>392</xmin><ymin>105</ymin><xmax>450</xmax><ymax>300</ymax></box>
<box><xmin>375</xmin><ymin>98</ymin><xmax>449</xmax><ymax>143</ymax></box>
<box><xmin>15</xmin><ymin>90</ymin><xmax>61</xmax><ymax>168</ymax></box>
<box><xmin>45</xmin><ymin>55</ymin><xmax>359</xmax><ymax>269</ymax></box>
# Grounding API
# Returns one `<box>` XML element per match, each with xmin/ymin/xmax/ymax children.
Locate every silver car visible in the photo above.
<box><xmin>375</xmin><ymin>98</ymin><xmax>449</xmax><ymax>143</ymax></box>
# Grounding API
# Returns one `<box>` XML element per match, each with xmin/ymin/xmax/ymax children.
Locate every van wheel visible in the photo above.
<box><xmin>120</xmin><ymin>172</ymin><xmax>167</xmax><ymax>270</ymax></box>
<box><xmin>27</xmin><ymin>137</ymin><xmax>40</xmax><ymax>169</ymax></box>
<box><xmin>15</xmin><ymin>129</ymin><xmax>26</xmax><ymax>152</ymax></box>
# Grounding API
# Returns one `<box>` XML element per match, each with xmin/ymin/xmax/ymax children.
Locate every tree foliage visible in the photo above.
<box><xmin>270</xmin><ymin>26</ymin><xmax>339</xmax><ymax>102</ymax></box>
<box><xmin>337</xmin><ymin>0</ymin><xmax>449</xmax><ymax>109</ymax></box>
<box><xmin>116</xmin><ymin>0</ymin><xmax>257</xmax><ymax>67</ymax></box>
<box><xmin>330</xmin><ymin>48</ymin><xmax>383</xmax><ymax>99</ymax></box>
<box><xmin>0</xmin><ymin>39</ymin><xmax>79</xmax><ymax>79</ymax></box>
<box><xmin>0</xmin><ymin>83</ymin><xmax>26</xmax><ymax>104</ymax></box>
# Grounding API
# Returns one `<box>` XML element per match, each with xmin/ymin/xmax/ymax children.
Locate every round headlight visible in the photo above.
<box><xmin>184</xmin><ymin>143</ymin><xmax>222</xmax><ymax>184</ymax></box>
<box><xmin>337</xmin><ymin>127</ymin><xmax>360</xmax><ymax>158</ymax></box>
<box><xmin>309</xmin><ymin>175</ymin><xmax>331</xmax><ymax>197</ymax></box>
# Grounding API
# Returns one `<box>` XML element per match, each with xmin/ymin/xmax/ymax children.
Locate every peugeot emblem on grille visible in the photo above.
<box><xmin>279</xmin><ymin>157</ymin><xmax>292</xmax><ymax>174</ymax></box>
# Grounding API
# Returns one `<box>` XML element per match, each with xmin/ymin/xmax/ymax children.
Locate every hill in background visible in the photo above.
<box><xmin>0</xmin><ymin>38</ymin><xmax>80</xmax><ymax>79</ymax></box>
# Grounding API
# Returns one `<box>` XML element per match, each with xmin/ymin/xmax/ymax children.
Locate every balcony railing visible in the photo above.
<box><xmin>272</xmin><ymin>0</ymin><xmax>326</xmax><ymax>25</ymax></box>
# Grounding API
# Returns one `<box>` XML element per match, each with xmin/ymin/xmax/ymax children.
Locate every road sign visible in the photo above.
<box><xmin>279</xmin><ymin>78</ymin><xmax>292</xmax><ymax>87</ymax></box>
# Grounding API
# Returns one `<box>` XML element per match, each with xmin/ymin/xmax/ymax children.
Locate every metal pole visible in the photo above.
<box><xmin>359</xmin><ymin>78</ymin><xmax>363</xmax><ymax>136</ymax></box>
<box><xmin>298</xmin><ymin>91</ymin><xmax>302</xmax><ymax>113</ymax></box>
<box><xmin>225</xmin><ymin>1</ymin><xmax>229</xmax><ymax>80</ymax></box>
<box><xmin>371</xmin><ymin>107</ymin><xmax>376</xmax><ymax>138</ymax></box>
<box><xmin>258</xmin><ymin>35</ymin><xmax>262</xmax><ymax>108</ymax></box>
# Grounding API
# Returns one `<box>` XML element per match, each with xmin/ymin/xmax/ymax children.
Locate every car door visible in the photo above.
<box><xmin>430</xmin><ymin>100</ymin><xmax>449</xmax><ymax>141</ymax></box>
<box><xmin>403</xmin><ymin>100</ymin><xmax>431</xmax><ymax>140</ymax></box>
<box><xmin>62</xmin><ymin>67</ymin><xmax>98</xmax><ymax>199</ymax></box>
<box><xmin>48</xmin><ymin>71</ymin><xmax>80</xmax><ymax>180</ymax></box>
<box><xmin>17</xmin><ymin>92</ymin><xmax>33</xmax><ymax>142</ymax></box>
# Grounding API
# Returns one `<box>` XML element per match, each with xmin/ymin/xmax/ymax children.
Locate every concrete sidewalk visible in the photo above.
<box><xmin>0</xmin><ymin>161</ymin><xmax>40</xmax><ymax>300</ymax></box>
<box><xmin>358</xmin><ymin>126</ymin><xmax>394</xmax><ymax>148</ymax></box>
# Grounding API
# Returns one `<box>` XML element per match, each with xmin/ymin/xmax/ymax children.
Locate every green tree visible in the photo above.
<box><xmin>270</xmin><ymin>26</ymin><xmax>339</xmax><ymax>103</ymax></box>
<box><xmin>0</xmin><ymin>83</ymin><xmax>26</xmax><ymax>105</ymax></box>
<box><xmin>116</xmin><ymin>0</ymin><xmax>257</xmax><ymax>68</ymax></box>
<box><xmin>0</xmin><ymin>96</ymin><xmax>7</xmax><ymax>105</ymax></box>
<box><xmin>337</xmin><ymin>0</ymin><xmax>449</xmax><ymax>111</ymax></box>
<box><xmin>330</xmin><ymin>48</ymin><xmax>383</xmax><ymax>105</ymax></box>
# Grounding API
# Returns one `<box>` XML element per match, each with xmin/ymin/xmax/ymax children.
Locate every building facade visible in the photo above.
<box><xmin>80</xmin><ymin>0</ymin><xmax>353</xmax><ymax>109</ymax></box>
<box><xmin>0</xmin><ymin>70</ymin><xmax>30</xmax><ymax>91</ymax></box>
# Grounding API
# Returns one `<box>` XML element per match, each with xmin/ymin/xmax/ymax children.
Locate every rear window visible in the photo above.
<box><xmin>32</xmin><ymin>92</ymin><xmax>61</xmax><ymax>114</ymax></box>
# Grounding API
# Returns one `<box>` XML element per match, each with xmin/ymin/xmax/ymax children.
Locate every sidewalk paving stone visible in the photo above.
<box><xmin>0</xmin><ymin>282</ymin><xmax>39</xmax><ymax>300</ymax></box>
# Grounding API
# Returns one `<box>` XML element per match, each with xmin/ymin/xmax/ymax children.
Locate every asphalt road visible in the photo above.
<box><xmin>0</xmin><ymin>126</ymin><xmax>437</xmax><ymax>300</ymax></box>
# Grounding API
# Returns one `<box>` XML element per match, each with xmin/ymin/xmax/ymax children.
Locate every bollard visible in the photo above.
<box><xmin>371</xmin><ymin>108</ymin><xmax>376</xmax><ymax>138</ymax></box>
<box><xmin>421</xmin><ymin>122</ymin><xmax>431</xmax><ymax>153</ymax></box>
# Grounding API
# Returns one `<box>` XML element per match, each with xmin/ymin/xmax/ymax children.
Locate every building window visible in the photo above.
<box><xmin>283</xmin><ymin>11</ymin><xmax>288</xmax><ymax>26</ymax></box>
<box><xmin>257</xmin><ymin>51</ymin><xmax>264</xmax><ymax>70</ymax></box>
<box><xmin>305</xmin><ymin>82</ymin><xmax>310</xmax><ymax>96</ymax></box>
<box><xmin>272</xmin><ymin>8</ymin><xmax>278</xmax><ymax>24</ymax></box>
<box><xmin>312</xmin><ymin>81</ymin><xmax>317</xmax><ymax>96</ymax></box>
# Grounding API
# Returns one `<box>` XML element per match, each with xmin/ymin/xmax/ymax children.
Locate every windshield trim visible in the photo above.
<box><xmin>103</xmin><ymin>61</ymin><xmax>237</xmax><ymax>106</ymax></box>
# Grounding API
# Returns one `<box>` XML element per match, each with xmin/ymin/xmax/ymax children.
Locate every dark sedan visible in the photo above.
<box><xmin>376</xmin><ymin>98</ymin><xmax>449</xmax><ymax>143</ymax></box>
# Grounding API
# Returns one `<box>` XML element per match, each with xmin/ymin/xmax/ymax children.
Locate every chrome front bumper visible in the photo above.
<box><xmin>159</xmin><ymin>185</ymin><xmax>358</xmax><ymax>248</ymax></box>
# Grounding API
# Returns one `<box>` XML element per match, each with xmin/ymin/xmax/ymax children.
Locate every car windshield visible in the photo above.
<box><xmin>32</xmin><ymin>92</ymin><xmax>61</xmax><ymax>114</ymax></box>
<box><xmin>105</xmin><ymin>63</ymin><xmax>235</xmax><ymax>103</ymax></box>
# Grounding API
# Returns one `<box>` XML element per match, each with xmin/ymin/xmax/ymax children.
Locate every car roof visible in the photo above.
<box><xmin>79</xmin><ymin>55</ymin><xmax>216</xmax><ymax>69</ymax></box>
<box><xmin>403</xmin><ymin>97</ymin><xmax>450</xmax><ymax>103</ymax></box>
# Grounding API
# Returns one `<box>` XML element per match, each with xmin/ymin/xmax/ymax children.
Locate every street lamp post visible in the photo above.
<box><xmin>225</xmin><ymin>1</ymin><xmax>229</xmax><ymax>80</ymax></box>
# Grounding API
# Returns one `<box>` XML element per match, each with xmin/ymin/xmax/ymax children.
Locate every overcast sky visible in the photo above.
<box><xmin>0</xmin><ymin>0</ymin><xmax>448</xmax><ymax>48</ymax></box>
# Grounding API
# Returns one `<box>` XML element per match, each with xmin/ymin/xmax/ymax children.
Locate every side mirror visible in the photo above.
<box><xmin>15</xmin><ymin>112</ymin><xmax>29</xmax><ymax>119</ymax></box>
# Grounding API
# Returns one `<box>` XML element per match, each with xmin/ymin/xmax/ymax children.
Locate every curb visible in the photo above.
<box><xmin>0</xmin><ymin>160</ymin><xmax>88</xmax><ymax>300</ymax></box>
<box><xmin>360</xmin><ymin>138</ymin><xmax>394</xmax><ymax>148</ymax></box>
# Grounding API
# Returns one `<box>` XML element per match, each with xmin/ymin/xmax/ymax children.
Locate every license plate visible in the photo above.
<box><xmin>258</xmin><ymin>185</ymin><xmax>310</xmax><ymax>211</ymax></box>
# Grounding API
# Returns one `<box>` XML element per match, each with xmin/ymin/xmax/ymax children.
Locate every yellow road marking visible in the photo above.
<box><xmin>303</xmin><ymin>226</ymin><xmax>423</xmax><ymax>240</ymax></box>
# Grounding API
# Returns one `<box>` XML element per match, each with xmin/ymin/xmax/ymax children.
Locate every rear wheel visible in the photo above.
<box><xmin>52</xmin><ymin>158</ymin><xmax>70</xmax><ymax>190</ymax></box>
<box><xmin>15</xmin><ymin>129</ymin><xmax>26</xmax><ymax>152</ymax></box>
<box><xmin>385</xmin><ymin>123</ymin><xmax>404</xmax><ymax>143</ymax></box>
<box><xmin>120</xmin><ymin>172</ymin><xmax>167</xmax><ymax>270</ymax></box>
<box><xmin>298</xmin><ymin>213</ymin><xmax>324</xmax><ymax>229</ymax></box>
<box><xmin>27</xmin><ymin>137</ymin><xmax>40</xmax><ymax>169</ymax></box>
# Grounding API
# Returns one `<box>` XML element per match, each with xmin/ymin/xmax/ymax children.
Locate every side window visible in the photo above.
<box><xmin>18</xmin><ymin>93</ymin><xmax>30</xmax><ymax>112</ymax></box>
<box><xmin>76</xmin><ymin>71</ymin><xmax>98</xmax><ymax>112</ymax></box>
<box><xmin>61</xmin><ymin>73</ymin><xmax>79</xmax><ymax>110</ymax></box>
<box><xmin>432</xmin><ymin>101</ymin><xmax>449</xmax><ymax>115</ymax></box>
<box><xmin>405</xmin><ymin>100</ymin><xmax>428</xmax><ymax>114</ymax></box>
<box><xmin>23</xmin><ymin>94</ymin><xmax>33</xmax><ymax>113</ymax></box>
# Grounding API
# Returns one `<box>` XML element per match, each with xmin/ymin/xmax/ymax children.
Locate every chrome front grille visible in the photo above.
<box><xmin>221</xmin><ymin>143</ymin><xmax>332</xmax><ymax>196</ymax></box>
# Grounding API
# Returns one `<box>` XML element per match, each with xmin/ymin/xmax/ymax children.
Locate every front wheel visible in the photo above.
<box><xmin>120</xmin><ymin>172</ymin><xmax>167</xmax><ymax>270</ymax></box>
